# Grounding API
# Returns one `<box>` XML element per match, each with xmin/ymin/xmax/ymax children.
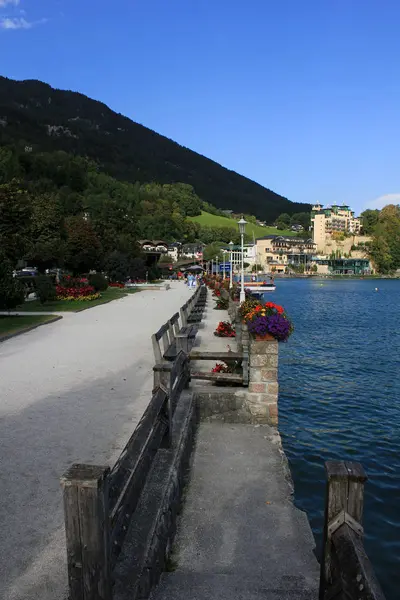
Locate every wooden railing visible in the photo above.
<box><xmin>319</xmin><ymin>461</ymin><xmax>386</xmax><ymax>600</ymax></box>
<box><xmin>61</xmin><ymin>351</ymin><xmax>190</xmax><ymax>600</ymax></box>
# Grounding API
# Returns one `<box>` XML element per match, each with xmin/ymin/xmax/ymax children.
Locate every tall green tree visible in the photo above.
<box><xmin>369</xmin><ymin>204</ymin><xmax>400</xmax><ymax>272</ymax></box>
<box><xmin>64</xmin><ymin>216</ymin><xmax>102</xmax><ymax>274</ymax></box>
<box><xmin>0</xmin><ymin>180</ymin><xmax>32</xmax><ymax>265</ymax></box>
<box><xmin>27</xmin><ymin>192</ymin><xmax>65</xmax><ymax>271</ymax></box>
<box><xmin>360</xmin><ymin>209</ymin><xmax>379</xmax><ymax>234</ymax></box>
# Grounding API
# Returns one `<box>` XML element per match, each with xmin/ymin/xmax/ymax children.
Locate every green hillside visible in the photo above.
<box><xmin>189</xmin><ymin>211</ymin><xmax>296</xmax><ymax>239</ymax></box>
<box><xmin>0</xmin><ymin>76</ymin><xmax>311</xmax><ymax>222</ymax></box>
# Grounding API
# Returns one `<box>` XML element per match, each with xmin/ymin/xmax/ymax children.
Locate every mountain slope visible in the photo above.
<box><xmin>0</xmin><ymin>76</ymin><xmax>310</xmax><ymax>221</ymax></box>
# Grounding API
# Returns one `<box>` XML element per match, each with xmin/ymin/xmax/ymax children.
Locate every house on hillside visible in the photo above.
<box><xmin>167</xmin><ymin>242</ymin><xmax>182</xmax><ymax>262</ymax></box>
<box><xmin>181</xmin><ymin>243</ymin><xmax>205</xmax><ymax>260</ymax></box>
<box><xmin>256</xmin><ymin>235</ymin><xmax>316</xmax><ymax>273</ymax></box>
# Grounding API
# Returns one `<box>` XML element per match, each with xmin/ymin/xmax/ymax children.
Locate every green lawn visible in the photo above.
<box><xmin>0</xmin><ymin>315</ymin><xmax>59</xmax><ymax>339</ymax></box>
<box><xmin>188</xmin><ymin>211</ymin><xmax>296</xmax><ymax>239</ymax></box>
<box><xmin>17</xmin><ymin>287</ymin><xmax>138</xmax><ymax>313</ymax></box>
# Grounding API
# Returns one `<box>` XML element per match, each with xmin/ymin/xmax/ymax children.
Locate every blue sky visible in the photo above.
<box><xmin>1</xmin><ymin>0</ymin><xmax>399</xmax><ymax>215</ymax></box>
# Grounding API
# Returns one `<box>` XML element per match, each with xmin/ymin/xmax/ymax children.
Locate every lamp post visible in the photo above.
<box><xmin>223</xmin><ymin>249</ymin><xmax>226</xmax><ymax>280</ymax></box>
<box><xmin>229</xmin><ymin>240</ymin><xmax>234</xmax><ymax>289</ymax></box>
<box><xmin>238</xmin><ymin>217</ymin><xmax>247</xmax><ymax>303</ymax></box>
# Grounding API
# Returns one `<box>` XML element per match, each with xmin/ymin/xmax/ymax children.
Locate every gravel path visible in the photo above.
<box><xmin>0</xmin><ymin>283</ymin><xmax>192</xmax><ymax>600</ymax></box>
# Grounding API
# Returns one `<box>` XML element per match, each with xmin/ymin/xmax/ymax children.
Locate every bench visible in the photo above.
<box><xmin>152</xmin><ymin>286</ymin><xmax>207</xmax><ymax>364</ymax></box>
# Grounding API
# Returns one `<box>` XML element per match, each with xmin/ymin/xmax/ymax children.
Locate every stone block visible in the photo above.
<box><xmin>268</xmin><ymin>403</ymin><xmax>278</xmax><ymax>426</ymax></box>
<box><xmin>250</xmin><ymin>339</ymin><xmax>278</xmax><ymax>355</ymax></box>
<box><xmin>268</xmin><ymin>355</ymin><xmax>278</xmax><ymax>368</ymax></box>
<box><xmin>249</xmin><ymin>354</ymin><xmax>270</xmax><ymax>367</ymax></box>
<box><xmin>249</xmin><ymin>368</ymin><xmax>262</xmax><ymax>382</ymax></box>
<box><xmin>249</xmin><ymin>382</ymin><xmax>267</xmax><ymax>393</ymax></box>
<box><xmin>250</xmin><ymin>354</ymin><xmax>278</xmax><ymax>368</ymax></box>
<box><xmin>267</xmin><ymin>382</ymin><xmax>279</xmax><ymax>396</ymax></box>
<box><xmin>260</xmin><ymin>368</ymin><xmax>278</xmax><ymax>381</ymax></box>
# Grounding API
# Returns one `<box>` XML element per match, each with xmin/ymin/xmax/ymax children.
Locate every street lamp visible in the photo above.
<box><xmin>222</xmin><ymin>249</ymin><xmax>226</xmax><ymax>280</ymax></box>
<box><xmin>229</xmin><ymin>240</ymin><xmax>234</xmax><ymax>289</ymax></box>
<box><xmin>238</xmin><ymin>217</ymin><xmax>247</xmax><ymax>303</ymax></box>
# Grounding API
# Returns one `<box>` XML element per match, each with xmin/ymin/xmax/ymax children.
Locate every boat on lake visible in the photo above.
<box><xmin>244</xmin><ymin>281</ymin><xmax>276</xmax><ymax>294</ymax></box>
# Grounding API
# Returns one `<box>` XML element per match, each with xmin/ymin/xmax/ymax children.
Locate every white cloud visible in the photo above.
<box><xmin>0</xmin><ymin>0</ymin><xmax>20</xmax><ymax>7</ymax></box>
<box><xmin>365</xmin><ymin>193</ymin><xmax>400</xmax><ymax>211</ymax></box>
<box><xmin>0</xmin><ymin>16</ymin><xmax>47</xmax><ymax>30</ymax></box>
<box><xmin>0</xmin><ymin>17</ymin><xmax>31</xmax><ymax>29</ymax></box>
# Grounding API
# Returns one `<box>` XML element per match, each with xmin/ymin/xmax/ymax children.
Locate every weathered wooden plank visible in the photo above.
<box><xmin>61</xmin><ymin>480</ymin><xmax>84</xmax><ymax>600</ymax></box>
<box><xmin>170</xmin><ymin>351</ymin><xmax>190</xmax><ymax>412</ymax></box>
<box><xmin>191</xmin><ymin>371</ymin><xmax>243</xmax><ymax>384</ymax></box>
<box><xmin>108</xmin><ymin>388</ymin><xmax>169</xmax><ymax>564</ymax></box>
<box><xmin>345</xmin><ymin>461</ymin><xmax>367</xmax><ymax>525</ymax></box>
<box><xmin>108</xmin><ymin>387</ymin><xmax>168</xmax><ymax>509</ymax></box>
<box><xmin>320</xmin><ymin>461</ymin><xmax>350</xmax><ymax>599</ymax></box>
<box><xmin>189</xmin><ymin>351</ymin><xmax>243</xmax><ymax>361</ymax></box>
<box><xmin>332</xmin><ymin>524</ymin><xmax>386</xmax><ymax>600</ymax></box>
<box><xmin>151</xmin><ymin>333</ymin><xmax>163</xmax><ymax>364</ymax></box>
<box><xmin>319</xmin><ymin>461</ymin><xmax>369</xmax><ymax>600</ymax></box>
<box><xmin>61</xmin><ymin>464</ymin><xmax>111</xmax><ymax>600</ymax></box>
<box><xmin>154</xmin><ymin>321</ymin><xmax>170</xmax><ymax>341</ymax></box>
<box><xmin>110</xmin><ymin>417</ymin><xmax>167</xmax><ymax>566</ymax></box>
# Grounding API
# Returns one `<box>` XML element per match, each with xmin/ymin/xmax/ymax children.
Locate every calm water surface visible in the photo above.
<box><xmin>268</xmin><ymin>279</ymin><xmax>400</xmax><ymax>600</ymax></box>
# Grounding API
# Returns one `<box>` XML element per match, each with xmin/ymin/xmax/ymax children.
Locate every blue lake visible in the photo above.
<box><xmin>267</xmin><ymin>278</ymin><xmax>400</xmax><ymax>600</ymax></box>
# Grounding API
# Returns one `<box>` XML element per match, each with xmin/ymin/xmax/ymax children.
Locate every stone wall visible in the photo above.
<box><xmin>195</xmin><ymin>338</ymin><xmax>279</xmax><ymax>427</ymax></box>
<box><xmin>246</xmin><ymin>338</ymin><xmax>278</xmax><ymax>425</ymax></box>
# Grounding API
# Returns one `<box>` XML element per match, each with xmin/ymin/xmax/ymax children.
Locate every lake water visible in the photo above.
<box><xmin>267</xmin><ymin>279</ymin><xmax>400</xmax><ymax>600</ymax></box>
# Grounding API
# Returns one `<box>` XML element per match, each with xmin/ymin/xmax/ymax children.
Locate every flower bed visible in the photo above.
<box><xmin>214</xmin><ymin>321</ymin><xmax>236</xmax><ymax>338</ymax></box>
<box><xmin>242</xmin><ymin>300</ymin><xmax>294</xmax><ymax>342</ymax></box>
<box><xmin>56</xmin><ymin>283</ymin><xmax>99</xmax><ymax>300</ymax></box>
<box><xmin>56</xmin><ymin>293</ymin><xmax>101</xmax><ymax>302</ymax></box>
<box><xmin>109</xmin><ymin>282</ymin><xmax>125</xmax><ymax>288</ymax></box>
<box><xmin>214</xmin><ymin>297</ymin><xmax>229</xmax><ymax>310</ymax></box>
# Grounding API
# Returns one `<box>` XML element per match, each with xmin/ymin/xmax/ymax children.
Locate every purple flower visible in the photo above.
<box><xmin>247</xmin><ymin>313</ymin><xmax>293</xmax><ymax>342</ymax></box>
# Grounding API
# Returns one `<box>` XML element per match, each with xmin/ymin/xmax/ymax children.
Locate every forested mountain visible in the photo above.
<box><xmin>0</xmin><ymin>76</ymin><xmax>310</xmax><ymax>221</ymax></box>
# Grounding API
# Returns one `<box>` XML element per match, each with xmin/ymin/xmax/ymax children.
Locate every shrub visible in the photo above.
<box><xmin>0</xmin><ymin>255</ymin><xmax>25</xmax><ymax>310</ymax></box>
<box><xmin>35</xmin><ymin>275</ymin><xmax>57</xmax><ymax>305</ymax></box>
<box><xmin>88</xmin><ymin>273</ymin><xmax>108</xmax><ymax>291</ymax></box>
<box><xmin>16</xmin><ymin>275</ymin><xmax>36</xmax><ymax>299</ymax></box>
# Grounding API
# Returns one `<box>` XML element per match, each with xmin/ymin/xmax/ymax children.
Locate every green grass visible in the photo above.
<box><xmin>17</xmin><ymin>287</ymin><xmax>138</xmax><ymax>313</ymax></box>
<box><xmin>188</xmin><ymin>211</ymin><xmax>296</xmax><ymax>239</ymax></box>
<box><xmin>0</xmin><ymin>315</ymin><xmax>58</xmax><ymax>338</ymax></box>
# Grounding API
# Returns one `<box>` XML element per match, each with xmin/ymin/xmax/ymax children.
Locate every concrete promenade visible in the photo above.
<box><xmin>0</xmin><ymin>283</ymin><xmax>192</xmax><ymax>600</ymax></box>
<box><xmin>152</xmin><ymin>288</ymin><xmax>320</xmax><ymax>600</ymax></box>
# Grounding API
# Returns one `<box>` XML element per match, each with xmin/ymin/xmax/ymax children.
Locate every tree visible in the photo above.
<box><xmin>360</xmin><ymin>209</ymin><xmax>379</xmax><ymax>235</ymax></box>
<box><xmin>203</xmin><ymin>242</ymin><xmax>225</xmax><ymax>261</ymax></box>
<box><xmin>0</xmin><ymin>252</ymin><xmax>24</xmax><ymax>310</ymax></box>
<box><xmin>27</xmin><ymin>192</ymin><xmax>65</xmax><ymax>271</ymax></box>
<box><xmin>290</xmin><ymin>212</ymin><xmax>311</xmax><ymax>230</ymax></box>
<box><xmin>64</xmin><ymin>216</ymin><xmax>102</xmax><ymax>274</ymax></box>
<box><xmin>369</xmin><ymin>204</ymin><xmax>400</xmax><ymax>272</ymax></box>
<box><xmin>0</xmin><ymin>180</ymin><xmax>32</xmax><ymax>265</ymax></box>
<box><xmin>252</xmin><ymin>264</ymin><xmax>263</xmax><ymax>272</ymax></box>
<box><xmin>104</xmin><ymin>251</ymin><xmax>131</xmax><ymax>283</ymax></box>
<box><xmin>275</xmin><ymin>213</ymin><xmax>291</xmax><ymax>229</ymax></box>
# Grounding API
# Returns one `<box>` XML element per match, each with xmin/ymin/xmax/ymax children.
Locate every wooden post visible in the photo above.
<box><xmin>319</xmin><ymin>461</ymin><xmax>367</xmax><ymax>600</ymax></box>
<box><xmin>61</xmin><ymin>464</ymin><xmax>112</xmax><ymax>600</ymax></box>
<box><xmin>176</xmin><ymin>333</ymin><xmax>189</xmax><ymax>354</ymax></box>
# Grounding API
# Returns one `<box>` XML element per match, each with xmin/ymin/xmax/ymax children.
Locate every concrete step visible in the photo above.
<box><xmin>151</xmin><ymin>572</ymin><xmax>318</xmax><ymax>600</ymax></box>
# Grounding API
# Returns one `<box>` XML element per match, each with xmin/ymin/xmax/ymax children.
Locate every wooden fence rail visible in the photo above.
<box><xmin>319</xmin><ymin>461</ymin><xmax>386</xmax><ymax>600</ymax></box>
<box><xmin>61</xmin><ymin>351</ymin><xmax>190</xmax><ymax>600</ymax></box>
